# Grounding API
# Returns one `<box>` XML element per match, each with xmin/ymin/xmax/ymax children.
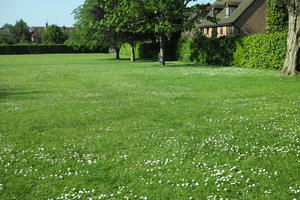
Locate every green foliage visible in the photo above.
<box><xmin>0</xmin><ymin>24</ymin><xmax>15</xmax><ymax>44</ymax></box>
<box><xmin>178</xmin><ymin>34</ymin><xmax>237</xmax><ymax>66</ymax></box>
<box><xmin>178</xmin><ymin>32</ymin><xmax>287</xmax><ymax>69</ymax></box>
<box><xmin>0</xmin><ymin>44</ymin><xmax>108</xmax><ymax>54</ymax></box>
<box><xmin>42</xmin><ymin>25</ymin><xmax>68</xmax><ymax>44</ymax></box>
<box><xmin>11</xmin><ymin>19</ymin><xmax>31</xmax><ymax>43</ymax></box>
<box><xmin>266</xmin><ymin>0</ymin><xmax>288</xmax><ymax>33</ymax></box>
<box><xmin>120</xmin><ymin>43</ymin><xmax>140</xmax><ymax>58</ymax></box>
<box><xmin>72</xmin><ymin>0</ymin><xmax>127</xmax><ymax>52</ymax></box>
<box><xmin>0</xmin><ymin>20</ymin><xmax>31</xmax><ymax>44</ymax></box>
<box><xmin>233</xmin><ymin>33</ymin><xmax>287</xmax><ymax>70</ymax></box>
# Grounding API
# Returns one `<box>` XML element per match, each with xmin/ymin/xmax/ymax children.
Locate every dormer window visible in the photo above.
<box><xmin>226</xmin><ymin>6</ymin><xmax>236</xmax><ymax>16</ymax></box>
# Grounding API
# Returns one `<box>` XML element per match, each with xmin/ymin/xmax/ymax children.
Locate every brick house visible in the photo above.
<box><xmin>199</xmin><ymin>0</ymin><xmax>266</xmax><ymax>38</ymax></box>
<box><xmin>30</xmin><ymin>27</ymin><xmax>45</xmax><ymax>43</ymax></box>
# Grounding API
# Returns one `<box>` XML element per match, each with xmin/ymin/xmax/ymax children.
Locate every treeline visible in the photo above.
<box><xmin>0</xmin><ymin>19</ymin><xmax>109</xmax><ymax>53</ymax></box>
<box><xmin>0</xmin><ymin>19</ymin><xmax>71</xmax><ymax>44</ymax></box>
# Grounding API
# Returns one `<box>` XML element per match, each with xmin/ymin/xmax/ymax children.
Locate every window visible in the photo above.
<box><xmin>220</xmin><ymin>27</ymin><xmax>223</xmax><ymax>35</ymax></box>
<box><xmin>227</xmin><ymin>26</ymin><xmax>234</xmax><ymax>34</ymax></box>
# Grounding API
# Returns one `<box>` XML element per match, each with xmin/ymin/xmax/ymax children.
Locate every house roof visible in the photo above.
<box><xmin>226</xmin><ymin>0</ymin><xmax>242</xmax><ymax>6</ymax></box>
<box><xmin>212</xmin><ymin>0</ymin><xmax>226</xmax><ymax>9</ymax></box>
<box><xmin>199</xmin><ymin>0</ymin><xmax>255</xmax><ymax>28</ymax></box>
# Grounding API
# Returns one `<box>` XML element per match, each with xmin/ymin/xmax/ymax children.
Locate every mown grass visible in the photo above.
<box><xmin>0</xmin><ymin>53</ymin><xmax>299</xmax><ymax>200</ymax></box>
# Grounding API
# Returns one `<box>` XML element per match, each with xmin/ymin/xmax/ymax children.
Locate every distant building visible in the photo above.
<box><xmin>30</xmin><ymin>27</ymin><xmax>45</xmax><ymax>43</ymax></box>
<box><xmin>199</xmin><ymin>0</ymin><xmax>266</xmax><ymax>38</ymax></box>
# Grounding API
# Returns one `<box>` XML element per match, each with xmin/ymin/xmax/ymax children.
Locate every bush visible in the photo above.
<box><xmin>178</xmin><ymin>34</ymin><xmax>237</xmax><ymax>66</ymax></box>
<box><xmin>0</xmin><ymin>44</ymin><xmax>109</xmax><ymax>55</ymax></box>
<box><xmin>233</xmin><ymin>33</ymin><xmax>287</xmax><ymax>70</ymax></box>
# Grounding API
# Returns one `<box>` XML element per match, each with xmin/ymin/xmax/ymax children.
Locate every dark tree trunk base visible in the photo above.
<box><xmin>115</xmin><ymin>48</ymin><xmax>120</xmax><ymax>60</ymax></box>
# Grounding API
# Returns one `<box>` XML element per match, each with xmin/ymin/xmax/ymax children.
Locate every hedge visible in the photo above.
<box><xmin>178</xmin><ymin>32</ymin><xmax>287</xmax><ymax>70</ymax></box>
<box><xmin>0</xmin><ymin>44</ymin><xmax>109</xmax><ymax>55</ymax></box>
<box><xmin>233</xmin><ymin>33</ymin><xmax>287</xmax><ymax>70</ymax></box>
<box><xmin>178</xmin><ymin>35</ymin><xmax>237</xmax><ymax>66</ymax></box>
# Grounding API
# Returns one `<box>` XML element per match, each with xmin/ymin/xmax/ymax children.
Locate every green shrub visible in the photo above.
<box><xmin>233</xmin><ymin>33</ymin><xmax>287</xmax><ymax>70</ymax></box>
<box><xmin>0</xmin><ymin>44</ymin><xmax>109</xmax><ymax>54</ymax></box>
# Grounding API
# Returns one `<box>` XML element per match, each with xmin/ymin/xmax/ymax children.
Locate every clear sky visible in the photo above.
<box><xmin>0</xmin><ymin>0</ymin><xmax>214</xmax><ymax>27</ymax></box>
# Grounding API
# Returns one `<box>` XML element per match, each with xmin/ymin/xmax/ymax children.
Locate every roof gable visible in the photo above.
<box><xmin>199</xmin><ymin>0</ymin><xmax>255</xmax><ymax>27</ymax></box>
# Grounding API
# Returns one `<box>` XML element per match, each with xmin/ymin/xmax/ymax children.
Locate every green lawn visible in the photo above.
<box><xmin>0</xmin><ymin>53</ymin><xmax>300</xmax><ymax>200</ymax></box>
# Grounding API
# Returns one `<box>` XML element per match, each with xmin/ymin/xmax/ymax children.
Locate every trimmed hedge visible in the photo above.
<box><xmin>233</xmin><ymin>33</ymin><xmax>287</xmax><ymax>70</ymax></box>
<box><xmin>0</xmin><ymin>44</ymin><xmax>109</xmax><ymax>55</ymax></box>
<box><xmin>178</xmin><ymin>35</ymin><xmax>237</xmax><ymax>66</ymax></box>
<box><xmin>178</xmin><ymin>32</ymin><xmax>287</xmax><ymax>70</ymax></box>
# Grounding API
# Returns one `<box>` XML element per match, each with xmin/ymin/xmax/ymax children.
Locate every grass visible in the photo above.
<box><xmin>0</xmin><ymin>53</ymin><xmax>300</xmax><ymax>200</ymax></box>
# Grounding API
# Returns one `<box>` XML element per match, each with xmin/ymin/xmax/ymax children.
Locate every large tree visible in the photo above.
<box><xmin>72</xmin><ymin>0</ymin><xmax>128</xmax><ymax>60</ymax></box>
<box><xmin>143</xmin><ymin>0</ymin><xmax>195</xmax><ymax>66</ymax></box>
<box><xmin>281</xmin><ymin>0</ymin><xmax>300</xmax><ymax>76</ymax></box>
<box><xmin>110</xmin><ymin>0</ymin><xmax>149</xmax><ymax>62</ymax></box>
<box><xmin>12</xmin><ymin>19</ymin><xmax>31</xmax><ymax>43</ymax></box>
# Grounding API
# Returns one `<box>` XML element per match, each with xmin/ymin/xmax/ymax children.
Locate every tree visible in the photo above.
<box><xmin>281</xmin><ymin>0</ymin><xmax>300</xmax><ymax>76</ymax></box>
<box><xmin>109</xmin><ymin>0</ymin><xmax>151</xmax><ymax>62</ymax></box>
<box><xmin>11</xmin><ymin>19</ymin><xmax>31</xmax><ymax>43</ymax></box>
<box><xmin>72</xmin><ymin>0</ymin><xmax>128</xmax><ymax>60</ymax></box>
<box><xmin>42</xmin><ymin>25</ymin><xmax>68</xmax><ymax>44</ymax></box>
<box><xmin>0</xmin><ymin>24</ymin><xmax>15</xmax><ymax>44</ymax></box>
<box><xmin>143</xmin><ymin>0</ymin><xmax>196</xmax><ymax>66</ymax></box>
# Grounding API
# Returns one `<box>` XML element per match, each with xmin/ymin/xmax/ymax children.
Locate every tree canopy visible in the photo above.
<box><xmin>0</xmin><ymin>19</ymin><xmax>31</xmax><ymax>44</ymax></box>
<box><xmin>72</xmin><ymin>0</ymin><xmax>196</xmax><ymax>64</ymax></box>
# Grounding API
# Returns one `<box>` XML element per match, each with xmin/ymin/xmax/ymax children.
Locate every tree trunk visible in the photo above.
<box><xmin>115</xmin><ymin>47</ymin><xmax>120</xmax><ymax>60</ymax></box>
<box><xmin>282</xmin><ymin>0</ymin><xmax>300</xmax><ymax>76</ymax></box>
<box><xmin>159</xmin><ymin>35</ymin><xmax>166</xmax><ymax>66</ymax></box>
<box><xmin>130</xmin><ymin>41</ymin><xmax>136</xmax><ymax>62</ymax></box>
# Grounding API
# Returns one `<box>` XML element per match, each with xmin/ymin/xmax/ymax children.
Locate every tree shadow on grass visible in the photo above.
<box><xmin>161</xmin><ymin>63</ymin><xmax>230</xmax><ymax>69</ymax></box>
<box><xmin>99</xmin><ymin>57</ymin><xmax>155</xmax><ymax>62</ymax></box>
<box><xmin>0</xmin><ymin>89</ymin><xmax>51</xmax><ymax>99</ymax></box>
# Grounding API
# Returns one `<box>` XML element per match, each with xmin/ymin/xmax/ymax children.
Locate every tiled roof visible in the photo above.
<box><xmin>199</xmin><ymin>0</ymin><xmax>255</xmax><ymax>28</ymax></box>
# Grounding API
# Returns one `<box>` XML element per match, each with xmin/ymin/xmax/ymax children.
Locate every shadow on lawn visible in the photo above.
<box><xmin>100</xmin><ymin>58</ymin><xmax>155</xmax><ymax>62</ymax></box>
<box><xmin>0</xmin><ymin>89</ymin><xmax>51</xmax><ymax>99</ymax></box>
<box><xmin>161</xmin><ymin>63</ymin><xmax>230</xmax><ymax>68</ymax></box>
